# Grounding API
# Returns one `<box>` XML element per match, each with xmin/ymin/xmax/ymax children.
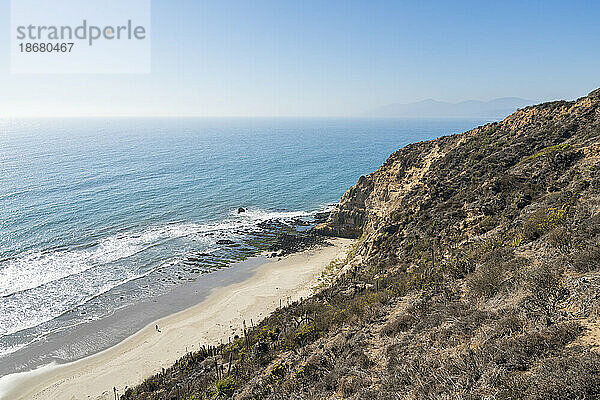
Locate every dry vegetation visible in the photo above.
<box><xmin>123</xmin><ymin>89</ymin><xmax>600</xmax><ymax>399</ymax></box>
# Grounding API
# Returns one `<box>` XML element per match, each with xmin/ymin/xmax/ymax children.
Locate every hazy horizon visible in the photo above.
<box><xmin>1</xmin><ymin>0</ymin><xmax>599</xmax><ymax>117</ymax></box>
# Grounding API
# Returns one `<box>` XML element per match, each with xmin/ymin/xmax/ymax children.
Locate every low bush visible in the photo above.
<box><xmin>467</xmin><ymin>257</ymin><xmax>507</xmax><ymax>299</ymax></box>
<box><xmin>493</xmin><ymin>322</ymin><xmax>582</xmax><ymax>371</ymax></box>
<box><xmin>547</xmin><ymin>226</ymin><xmax>571</xmax><ymax>250</ymax></box>
<box><xmin>499</xmin><ymin>348</ymin><xmax>600</xmax><ymax>400</ymax></box>
<box><xmin>522</xmin><ymin>206</ymin><xmax>568</xmax><ymax>241</ymax></box>
<box><xmin>571</xmin><ymin>245</ymin><xmax>600</xmax><ymax>272</ymax></box>
<box><xmin>381</xmin><ymin>313</ymin><xmax>416</xmax><ymax>336</ymax></box>
<box><xmin>522</xmin><ymin>262</ymin><xmax>568</xmax><ymax>325</ymax></box>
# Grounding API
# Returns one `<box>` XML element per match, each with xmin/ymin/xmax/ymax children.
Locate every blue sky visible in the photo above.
<box><xmin>0</xmin><ymin>0</ymin><xmax>598</xmax><ymax>117</ymax></box>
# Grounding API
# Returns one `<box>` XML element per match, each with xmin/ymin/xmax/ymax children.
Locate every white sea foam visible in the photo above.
<box><xmin>236</xmin><ymin>208</ymin><xmax>312</xmax><ymax>222</ymax></box>
<box><xmin>0</xmin><ymin>225</ymin><xmax>185</xmax><ymax>298</ymax></box>
<box><xmin>0</xmin><ymin>208</ymin><xmax>322</xmax><ymax>340</ymax></box>
<box><xmin>0</xmin><ymin>220</ymin><xmax>244</xmax><ymax>298</ymax></box>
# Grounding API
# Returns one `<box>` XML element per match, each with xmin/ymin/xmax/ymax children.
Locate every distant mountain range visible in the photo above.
<box><xmin>367</xmin><ymin>97</ymin><xmax>535</xmax><ymax>118</ymax></box>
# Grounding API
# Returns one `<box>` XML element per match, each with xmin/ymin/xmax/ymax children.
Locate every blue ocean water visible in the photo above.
<box><xmin>0</xmin><ymin>117</ymin><xmax>486</xmax><ymax>360</ymax></box>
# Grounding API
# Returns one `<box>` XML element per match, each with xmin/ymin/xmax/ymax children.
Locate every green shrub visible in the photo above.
<box><xmin>522</xmin><ymin>206</ymin><xmax>568</xmax><ymax>241</ymax></box>
<box><xmin>525</xmin><ymin>143</ymin><xmax>572</xmax><ymax>161</ymax></box>
<box><xmin>211</xmin><ymin>377</ymin><xmax>236</xmax><ymax>398</ymax></box>
<box><xmin>477</xmin><ymin>215</ymin><xmax>500</xmax><ymax>233</ymax></box>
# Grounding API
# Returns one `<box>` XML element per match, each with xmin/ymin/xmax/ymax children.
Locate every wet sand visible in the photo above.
<box><xmin>0</xmin><ymin>238</ymin><xmax>352</xmax><ymax>400</ymax></box>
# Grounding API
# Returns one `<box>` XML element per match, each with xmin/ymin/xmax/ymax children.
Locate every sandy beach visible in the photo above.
<box><xmin>0</xmin><ymin>238</ymin><xmax>352</xmax><ymax>400</ymax></box>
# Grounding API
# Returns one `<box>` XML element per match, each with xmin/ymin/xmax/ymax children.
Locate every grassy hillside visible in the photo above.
<box><xmin>124</xmin><ymin>89</ymin><xmax>600</xmax><ymax>399</ymax></box>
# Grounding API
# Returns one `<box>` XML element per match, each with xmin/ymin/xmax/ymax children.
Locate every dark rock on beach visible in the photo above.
<box><xmin>266</xmin><ymin>232</ymin><xmax>330</xmax><ymax>257</ymax></box>
<box><xmin>290</xmin><ymin>217</ymin><xmax>310</xmax><ymax>226</ymax></box>
<box><xmin>313</xmin><ymin>211</ymin><xmax>331</xmax><ymax>224</ymax></box>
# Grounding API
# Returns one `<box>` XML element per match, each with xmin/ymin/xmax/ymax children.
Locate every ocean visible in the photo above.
<box><xmin>0</xmin><ymin>117</ymin><xmax>487</xmax><ymax>375</ymax></box>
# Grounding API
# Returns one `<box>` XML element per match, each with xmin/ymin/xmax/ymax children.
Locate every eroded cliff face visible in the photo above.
<box><xmin>317</xmin><ymin>88</ymin><xmax>600</xmax><ymax>268</ymax></box>
<box><xmin>314</xmin><ymin>175</ymin><xmax>372</xmax><ymax>238</ymax></box>
<box><xmin>126</xmin><ymin>89</ymin><xmax>600</xmax><ymax>400</ymax></box>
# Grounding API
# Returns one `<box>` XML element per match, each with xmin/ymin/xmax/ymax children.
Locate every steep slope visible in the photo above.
<box><xmin>318</xmin><ymin>89</ymin><xmax>600</xmax><ymax>267</ymax></box>
<box><xmin>124</xmin><ymin>90</ymin><xmax>600</xmax><ymax>400</ymax></box>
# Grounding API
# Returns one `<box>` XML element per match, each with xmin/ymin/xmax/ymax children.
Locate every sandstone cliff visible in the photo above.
<box><xmin>318</xmin><ymin>89</ymin><xmax>600</xmax><ymax>268</ymax></box>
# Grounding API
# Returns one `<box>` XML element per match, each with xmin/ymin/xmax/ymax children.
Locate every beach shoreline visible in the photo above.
<box><xmin>0</xmin><ymin>238</ymin><xmax>352</xmax><ymax>400</ymax></box>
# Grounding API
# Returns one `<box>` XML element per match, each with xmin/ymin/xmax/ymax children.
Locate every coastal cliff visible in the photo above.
<box><xmin>125</xmin><ymin>90</ymin><xmax>600</xmax><ymax>399</ymax></box>
<box><xmin>317</xmin><ymin>89</ymin><xmax>600</xmax><ymax>269</ymax></box>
